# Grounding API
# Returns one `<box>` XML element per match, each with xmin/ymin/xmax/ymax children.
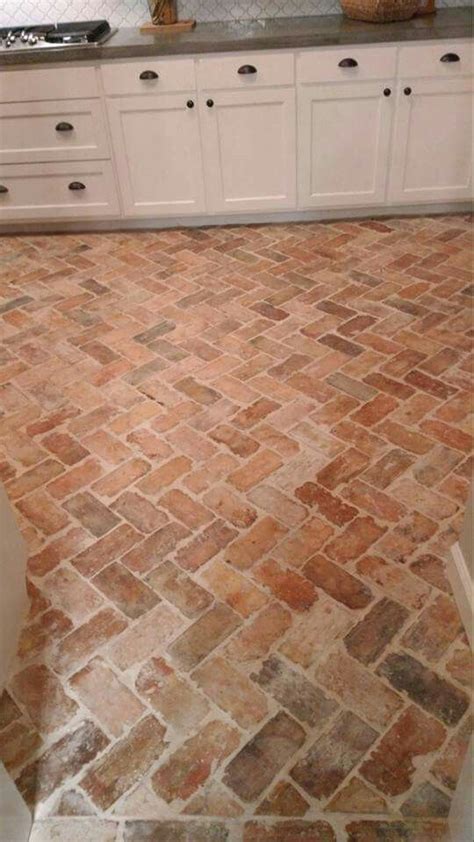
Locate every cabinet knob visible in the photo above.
<box><xmin>68</xmin><ymin>181</ymin><xmax>86</xmax><ymax>191</ymax></box>
<box><xmin>440</xmin><ymin>52</ymin><xmax>460</xmax><ymax>63</ymax></box>
<box><xmin>206</xmin><ymin>99</ymin><xmax>214</xmax><ymax>108</ymax></box>
<box><xmin>238</xmin><ymin>64</ymin><xmax>257</xmax><ymax>74</ymax></box>
<box><xmin>404</xmin><ymin>86</ymin><xmax>412</xmax><ymax>96</ymax></box>
<box><xmin>56</xmin><ymin>121</ymin><xmax>74</xmax><ymax>132</ymax></box>
<box><xmin>186</xmin><ymin>99</ymin><xmax>194</xmax><ymax>108</ymax></box>
<box><xmin>383</xmin><ymin>88</ymin><xmax>391</xmax><ymax>97</ymax></box>
<box><xmin>339</xmin><ymin>57</ymin><xmax>358</xmax><ymax>68</ymax></box>
<box><xmin>0</xmin><ymin>185</ymin><xmax>8</xmax><ymax>194</ymax></box>
<box><xmin>139</xmin><ymin>70</ymin><xmax>158</xmax><ymax>80</ymax></box>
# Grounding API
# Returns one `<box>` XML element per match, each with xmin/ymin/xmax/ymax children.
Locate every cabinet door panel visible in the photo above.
<box><xmin>389</xmin><ymin>78</ymin><xmax>473</xmax><ymax>204</ymax></box>
<box><xmin>201</xmin><ymin>88</ymin><xmax>296</xmax><ymax>213</ymax></box>
<box><xmin>107</xmin><ymin>94</ymin><xmax>206</xmax><ymax>217</ymax></box>
<box><xmin>298</xmin><ymin>82</ymin><xmax>393</xmax><ymax>208</ymax></box>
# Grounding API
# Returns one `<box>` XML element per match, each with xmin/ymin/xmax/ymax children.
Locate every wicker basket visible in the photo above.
<box><xmin>340</xmin><ymin>0</ymin><xmax>419</xmax><ymax>22</ymax></box>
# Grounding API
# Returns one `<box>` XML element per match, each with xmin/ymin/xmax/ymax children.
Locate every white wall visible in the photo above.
<box><xmin>0</xmin><ymin>0</ymin><xmax>471</xmax><ymax>27</ymax></box>
<box><xmin>0</xmin><ymin>483</ymin><xmax>31</xmax><ymax>842</ymax></box>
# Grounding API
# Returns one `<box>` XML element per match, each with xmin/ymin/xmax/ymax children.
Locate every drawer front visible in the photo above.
<box><xmin>0</xmin><ymin>161</ymin><xmax>119</xmax><ymax>222</ymax></box>
<box><xmin>398</xmin><ymin>41</ymin><xmax>473</xmax><ymax>78</ymax></box>
<box><xmin>0</xmin><ymin>66</ymin><xmax>99</xmax><ymax>103</ymax></box>
<box><xmin>102</xmin><ymin>59</ymin><xmax>196</xmax><ymax>95</ymax></box>
<box><xmin>0</xmin><ymin>100</ymin><xmax>110</xmax><ymax>164</ymax></box>
<box><xmin>298</xmin><ymin>46</ymin><xmax>397</xmax><ymax>83</ymax></box>
<box><xmin>197</xmin><ymin>52</ymin><xmax>294</xmax><ymax>89</ymax></box>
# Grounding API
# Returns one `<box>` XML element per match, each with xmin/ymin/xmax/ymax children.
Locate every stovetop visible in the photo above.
<box><xmin>0</xmin><ymin>20</ymin><xmax>115</xmax><ymax>50</ymax></box>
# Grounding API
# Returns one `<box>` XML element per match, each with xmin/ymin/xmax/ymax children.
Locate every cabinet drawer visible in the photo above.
<box><xmin>197</xmin><ymin>52</ymin><xmax>294</xmax><ymax>89</ymax></box>
<box><xmin>298</xmin><ymin>46</ymin><xmax>397</xmax><ymax>83</ymax></box>
<box><xmin>102</xmin><ymin>59</ymin><xmax>196</xmax><ymax>95</ymax></box>
<box><xmin>398</xmin><ymin>41</ymin><xmax>473</xmax><ymax>79</ymax></box>
<box><xmin>0</xmin><ymin>161</ymin><xmax>119</xmax><ymax>222</ymax></box>
<box><xmin>0</xmin><ymin>100</ymin><xmax>109</xmax><ymax>164</ymax></box>
<box><xmin>0</xmin><ymin>66</ymin><xmax>99</xmax><ymax>103</ymax></box>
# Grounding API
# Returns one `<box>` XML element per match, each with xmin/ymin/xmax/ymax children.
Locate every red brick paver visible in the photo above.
<box><xmin>0</xmin><ymin>215</ymin><xmax>472</xmax><ymax>842</ymax></box>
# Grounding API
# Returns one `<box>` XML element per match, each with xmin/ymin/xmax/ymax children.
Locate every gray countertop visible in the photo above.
<box><xmin>1</xmin><ymin>7</ymin><xmax>472</xmax><ymax>67</ymax></box>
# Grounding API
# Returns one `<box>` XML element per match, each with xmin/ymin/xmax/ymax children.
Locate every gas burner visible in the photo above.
<box><xmin>0</xmin><ymin>20</ymin><xmax>115</xmax><ymax>50</ymax></box>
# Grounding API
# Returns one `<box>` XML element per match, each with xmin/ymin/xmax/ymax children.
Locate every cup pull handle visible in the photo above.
<box><xmin>440</xmin><ymin>52</ymin><xmax>460</xmax><ymax>63</ymax></box>
<box><xmin>139</xmin><ymin>70</ymin><xmax>159</xmax><ymax>80</ymax></box>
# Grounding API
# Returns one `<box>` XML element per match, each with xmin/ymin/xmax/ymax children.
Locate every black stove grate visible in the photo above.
<box><xmin>0</xmin><ymin>20</ymin><xmax>111</xmax><ymax>45</ymax></box>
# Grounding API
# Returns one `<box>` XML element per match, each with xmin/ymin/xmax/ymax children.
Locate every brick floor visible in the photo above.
<box><xmin>0</xmin><ymin>215</ymin><xmax>472</xmax><ymax>842</ymax></box>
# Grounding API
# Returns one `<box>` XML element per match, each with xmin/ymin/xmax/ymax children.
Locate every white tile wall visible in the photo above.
<box><xmin>0</xmin><ymin>0</ymin><xmax>470</xmax><ymax>27</ymax></box>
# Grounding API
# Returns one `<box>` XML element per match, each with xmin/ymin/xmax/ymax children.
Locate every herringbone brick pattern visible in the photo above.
<box><xmin>0</xmin><ymin>214</ymin><xmax>472</xmax><ymax>842</ymax></box>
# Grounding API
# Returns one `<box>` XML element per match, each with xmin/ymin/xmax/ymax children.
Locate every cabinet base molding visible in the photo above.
<box><xmin>0</xmin><ymin>201</ymin><xmax>470</xmax><ymax>236</ymax></box>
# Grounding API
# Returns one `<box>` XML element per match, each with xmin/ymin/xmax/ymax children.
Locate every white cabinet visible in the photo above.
<box><xmin>102</xmin><ymin>58</ymin><xmax>196</xmax><ymax>96</ymax></box>
<box><xmin>298</xmin><ymin>81</ymin><xmax>393</xmax><ymax>209</ymax></box>
<box><xmin>0</xmin><ymin>161</ymin><xmax>119</xmax><ymax>221</ymax></box>
<box><xmin>0</xmin><ymin>37</ymin><xmax>472</xmax><ymax>228</ymax></box>
<box><xmin>389</xmin><ymin>77</ymin><xmax>473</xmax><ymax>204</ymax></box>
<box><xmin>107</xmin><ymin>94</ymin><xmax>206</xmax><ymax>217</ymax></box>
<box><xmin>0</xmin><ymin>99</ymin><xmax>109</xmax><ymax>164</ymax></box>
<box><xmin>200</xmin><ymin>87</ymin><xmax>296</xmax><ymax>213</ymax></box>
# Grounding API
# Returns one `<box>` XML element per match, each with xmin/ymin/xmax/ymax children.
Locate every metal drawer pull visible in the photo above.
<box><xmin>68</xmin><ymin>182</ymin><xmax>86</xmax><ymax>191</ymax></box>
<box><xmin>187</xmin><ymin>100</ymin><xmax>194</xmax><ymax>108</ymax></box>
<box><xmin>0</xmin><ymin>185</ymin><xmax>8</xmax><ymax>194</ymax></box>
<box><xmin>56</xmin><ymin>122</ymin><xmax>74</xmax><ymax>132</ymax></box>
<box><xmin>339</xmin><ymin>57</ymin><xmax>358</xmax><ymax>68</ymax></box>
<box><xmin>206</xmin><ymin>99</ymin><xmax>214</xmax><ymax>107</ymax></box>
<box><xmin>238</xmin><ymin>64</ymin><xmax>257</xmax><ymax>74</ymax></box>
<box><xmin>440</xmin><ymin>52</ymin><xmax>460</xmax><ymax>63</ymax></box>
<box><xmin>139</xmin><ymin>70</ymin><xmax>159</xmax><ymax>80</ymax></box>
<box><xmin>383</xmin><ymin>88</ymin><xmax>391</xmax><ymax>97</ymax></box>
<box><xmin>404</xmin><ymin>86</ymin><xmax>412</xmax><ymax>96</ymax></box>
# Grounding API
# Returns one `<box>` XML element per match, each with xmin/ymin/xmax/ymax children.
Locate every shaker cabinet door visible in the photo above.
<box><xmin>200</xmin><ymin>87</ymin><xmax>296</xmax><ymax>213</ymax></box>
<box><xmin>106</xmin><ymin>94</ymin><xmax>206</xmax><ymax>217</ymax></box>
<box><xmin>298</xmin><ymin>81</ymin><xmax>393</xmax><ymax>209</ymax></box>
<box><xmin>388</xmin><ymin>77</ymin><xmax>473</xmax><ymax>204</ymax></box>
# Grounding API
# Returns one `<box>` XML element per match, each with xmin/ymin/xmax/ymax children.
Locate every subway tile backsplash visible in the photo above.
<box><xmin>0</xmin><ymin>0</ymin><xmax>470</xmax><ymax>27</ymax></box>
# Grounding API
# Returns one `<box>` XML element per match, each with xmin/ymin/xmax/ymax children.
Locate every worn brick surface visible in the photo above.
<box><xmin>194</xmin><ymin>655</ymin><xmax>268</xmax><ymax>729</ymax></box>
<box><xmin>17</xmin><ymin>721</ymin><xmax>108</xmax><ymax>805</ymax></box>
<box><xmin>344</xmin><ymin>597</ymin><xmax>410</xmax><ymax>664</ymax></box>
<box><xmin>70</xmin><ymin>658</ymin><xmax>145</xmax><ymax>737</ymax></box>
<box><xmin>167</xmin><ymin>603</ymin><xmax>241</xmax><ymax>670</ymax></box>
<box><xmin>256</xmin><ymin>781</ymin><xmax>309</xmax><ymax>817</ymax></box>
<box><xmin>431</xmin><ymin>715</ymin><xmax>472</xmax><ymax>791</ymax></box>
<box><xmin>243</xmin><ymin>821</ymin><xmax>336</xmax><ymax>841</ymax></box>
<box><xmin>152</xmin><ymin>720</ymin><xmax>240</xmax><ymax>802</ymax></box>
<box><xmin>377</xmin><ymin>652</ymin><xmax>469</xmax><ymax>726</ymax></box>
<box><xmin>304</xmin><ymin>554</ymin><xmax>373</xmax><ymax>609</ymax></box>
<box><xmin>224</xmin><ymin>712</ymin><xmax>306</xmax><ymax>801</ymax></box>
<box><xmin>317</xmin><ymin>648</ymin><xmax>402</xmax><ymax>729</ymax></box>
<box><xmin>360</xmin><ymin>705</ymin><xmax>446</xmax><ymax>796</ymax></box>
<box><xmin>291</xmin><ymin>711</ymin><xmax>377</xmax><ymax>799</ymax></box>
<box><xmin>81</xmin><ymin>715</ymin><xmax>167</xmax><ymax>809</ymax></box>
<box><xmin>345</xmin><ymin>820</ymin><xmax>449</xmax><ymax>841</ymax></box>
<box><xmin>252</xmin><ymin>655</ymin><xmax>336</xmax><ymax>727</ymax></box>
<box><xmin>10</xmin><ymin>664</ymin><xmax>77</xmax><ymax>734</ymax></box>
<box><xmin>1</xmin><ymin>216</ymin><xmax>471</xmax><ymax>836</ymax></box>
<box><xmin>325</xmin><ymin>777</ymin><xmax>388</xmax><ymax>814</ymax></box>
<box><xmin>402</xmin><ymin>594</ymin><xmax>462</xmax><ymax>662</ymax></box>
